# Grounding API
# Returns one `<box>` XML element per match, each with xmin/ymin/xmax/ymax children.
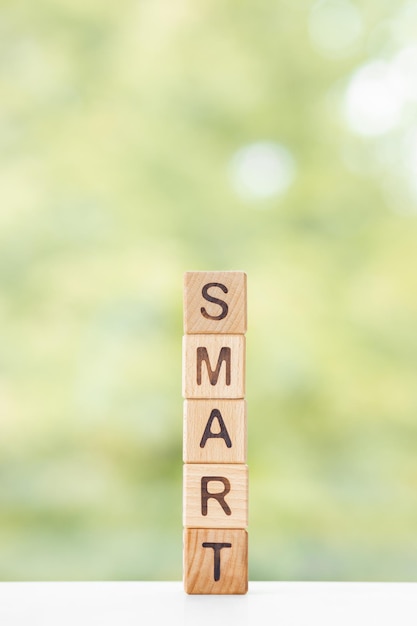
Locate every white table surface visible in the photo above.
<box><xmin>0</xmin><ymin>581</ymin><xmax>416</xmax><ymax>626</ymax></box>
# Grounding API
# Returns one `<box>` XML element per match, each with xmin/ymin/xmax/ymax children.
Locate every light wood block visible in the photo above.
<box><xmin>183</xmin><ymin>271</ymin><xmax>247</xmax><ymax>334</ymax></box>
<box><xmin>183</xmin><ymin>399</ymin><xmax>247</xmax><ymax>464</ymax></box>
<box><xmin>183</xmin><ymin>463</ymin><xmax>248</xmax><ymax>528</ymax></box>
<box><xmin>183</xmin><ymin>528</ymin><xmax>248</xmax><ymax>594</ymax></box>
<box><xmin>182</xmin><ymin>334</ymin><xmax>245</xmax><ymax>399</ymax></box>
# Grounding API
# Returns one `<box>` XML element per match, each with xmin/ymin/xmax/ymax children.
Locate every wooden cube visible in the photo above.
<box><xmin>183</xmin><ymin>463</ymin><xmax>248</xmax><ymax>529</ymax></box>
<box><xmin>183</xmin><ymin>399</ymin><xmax>247</xmax><ymax>464</ymax></box>
<box><xmin>183</xmin><ymin>271</ymin><xmax>247</xmax><ymax>334</ymax></box>
<box><xmin>182</xmin><ymin>334</ymin><xmax>245</xmax><ymax>399</ymax></box>
<box><xmin>183</xmin><ymin>528</ymin><xmax>248</xmax><ymax>594</ymax></box>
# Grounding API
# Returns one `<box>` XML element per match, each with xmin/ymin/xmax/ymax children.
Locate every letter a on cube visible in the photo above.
<box><xmin>183</xmin><ymin>399</ymin><xmax>247</xmax><ymax>464</ymax></box>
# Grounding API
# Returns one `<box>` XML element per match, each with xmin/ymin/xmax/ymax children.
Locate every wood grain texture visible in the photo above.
<box><xmin>182</xmin><ymin>334</ymin><xmax>245</xmax><ymax>399</ymax></box>
<box><xmin>183</xmin><ymin>528</ymin><xmax>248</xmax><ymax>594</ymax></box>
<box><xmin>183</xmin><ymin>271</ymin><xmax>247</xmax><ymax>334</ymax></box>
<box><xmin>183</xmin><ymin>463</ymin><xmax>248</xmax><ymax>529</ymax></box>
<box><xmin>183</xmin><ymin>399</ymin><xmax>247</xmax><ymax>464</ymax></box>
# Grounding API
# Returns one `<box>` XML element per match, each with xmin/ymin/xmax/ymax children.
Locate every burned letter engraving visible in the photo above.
<box><xmin>201</xmin><ymin>476</ymin><xmax>232</xmax><ymax>516</ymax></box>
<box><xmin>196</xmin><ymin>347</ymin><xmax>231</xmax><ymax>386</ymax></box>
<box><xmin>201</xmin><ymin>283</ymin><xmax>229</xmax><ymax>321</ymax></box>
<box><xmin>202</xmin><ymin>542</ymin><xmax>232</xmax><ymax>581</ymax></box>
<box><xmin>200</xmin><ymin>409</ymin><xmax>232</xmax><ymax>449</ymax></box>
<box><xmin>201</xmin><ymin>476</ymin><xmax>232</xmax><ymax>515</ymax></box>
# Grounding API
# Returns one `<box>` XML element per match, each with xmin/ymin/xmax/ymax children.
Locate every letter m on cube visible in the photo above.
<box><xmin>182</xmin><ymin>335</ymin><xmax>245</xmax><ymax>399</ymax></box>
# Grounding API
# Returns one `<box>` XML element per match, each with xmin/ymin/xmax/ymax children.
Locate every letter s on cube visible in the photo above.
<box><xmin>183</xmin><ymin>271</ymin><xmax>247</xmax><ymax>334</ymax></box>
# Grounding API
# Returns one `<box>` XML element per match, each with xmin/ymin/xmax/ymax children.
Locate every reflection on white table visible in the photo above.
<box><xmin>0</xmin><ymin>581</ymin><xmax>416</xmax><ymax>626</ymax></box>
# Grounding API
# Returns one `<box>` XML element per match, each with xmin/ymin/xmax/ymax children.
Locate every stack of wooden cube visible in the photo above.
<box><xmin>182</xmin><ymin>271</ymin><xmax>248</xmax><ymax>594</ymax></box>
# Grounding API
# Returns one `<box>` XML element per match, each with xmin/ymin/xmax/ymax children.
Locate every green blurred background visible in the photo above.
<box><xmin>1</xmin><ymin>0</ymin><xmax>417</xmax><ymax>582</ymax></box>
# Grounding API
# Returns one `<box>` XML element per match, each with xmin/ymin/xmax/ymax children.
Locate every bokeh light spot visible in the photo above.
<box><xmin>229</xmin><ymin>141</ymin><xmax>296</xmax><ymax>203</ymax></box>
<box><xmin>344</xmin><ymin>60</ymin><xmax>406</xmax><ymax>136</ymax></box>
